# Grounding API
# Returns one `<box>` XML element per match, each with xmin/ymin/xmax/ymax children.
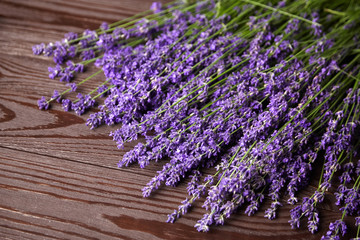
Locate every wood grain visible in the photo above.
<box><xmin>0</xmin><ymin>1</ymin><xmax>356</xmax><ymax>239</ymax></box>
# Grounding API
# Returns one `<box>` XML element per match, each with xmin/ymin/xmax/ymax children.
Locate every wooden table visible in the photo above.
<box><xmin>0</xmin><ymin>1</ymin><xmax>356</xmax><ymax>239</ymax></box>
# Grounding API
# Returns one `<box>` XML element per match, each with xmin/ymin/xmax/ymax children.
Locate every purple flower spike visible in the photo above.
<box><xmin>355</xmin><ymin>217</ymin><xmax>360</xmax><ymax>227</ymax></box>
<box><xmin>59</xmin><ymin>68</ymin><xmax>74</xmax><ymax>82</ymax></box>
<box><xmin>48</xmin><ymin>65</ymin><xmax>62</xmax><ymax>79</ymax></box>
<box><xmin>97</xmin><ymin>85</ymin><xmax>109</xmax><ymax>97</ymax></box>
<box><xmin>150</xmin><ymin>2</ymin><xmax>162</xmax><ymax>13</ymax></box>
<box><xmin>32</xmin><ymin>43</ymin><xmax>45</xmax><ymax>55</ymax></box>
<box><xmin>100</xmin><ymin>22</ymin><xmax>109</xmax><ymax>31</ymax></box>
<box><xmin>321</xmin><ymin>220</ymin><xmax>347</xmax><ymax>240</ymax></box>
<box><xmin>61</xmin><ymin>99</ymin><xmax>72</xmax><ymax>112</ymax></box>
<box><xmin>38</xmin><ymin>96</ymin><xmax>49</xmax><ymax>110</ymax></box>
<box><xmin>66</xmin><ymin>83</ymin><xmax>77</xmax><ymax>92</ymax></box>
<box><xmin>51</xmin><ymin>90</ymin><xmax>61</xmax><ymax>102</ymax></box>
<box><xmin>81</xmin><ymin>49</ymin><xmax>95</xmax><ymax>61</ymax></box>
<box><xmin>64</xmin><ymin>32</ymin><xmax>78</xmax><ymax>41</ymax></box>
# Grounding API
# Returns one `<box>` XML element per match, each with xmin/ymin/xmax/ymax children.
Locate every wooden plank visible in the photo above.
<box><xmin>0</xmin><ymin>0</ymin><xmax>356</xmax><ymax>239</ymax></box>
<box><xmin>0</xmin><ymin>148</ymin><xmax>351</xmax><ymax>240</ymax></box>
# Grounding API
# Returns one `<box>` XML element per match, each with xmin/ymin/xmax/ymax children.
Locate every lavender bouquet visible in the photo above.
<box><xmin>33</xmin><ymin>0</ymin><xmax>360</xmax><ymax>239</ymax></box>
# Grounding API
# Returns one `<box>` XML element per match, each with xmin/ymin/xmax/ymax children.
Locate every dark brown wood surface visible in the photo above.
<box><xmin>0</xmin><ymin>1</ymin><xmax>356</xmax><ymax>239</ymax></box>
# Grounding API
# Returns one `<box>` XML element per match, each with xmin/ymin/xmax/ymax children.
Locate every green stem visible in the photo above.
<box><xmin>47</xmin><ymin>69</ymin><xmax>103</xmax><ymax>103</ymax></box>
<box><xmin>240</xmin><ymin>0</ymin><xmax>321</xmax><ymax>26</ymax></box>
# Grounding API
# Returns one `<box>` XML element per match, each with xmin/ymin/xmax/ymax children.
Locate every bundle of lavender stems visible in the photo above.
<box><xmin>33</xmin><ymin>0</ymin><xmax>360</xmax><ymax>238</ymax></box>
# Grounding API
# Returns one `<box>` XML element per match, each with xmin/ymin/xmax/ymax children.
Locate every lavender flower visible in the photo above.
<box><xmin>61</xmin><ymin>99</ymin><xmax>72</xmax><ymax>111</ymax></box>
<box><xmin>150</xmin><ymin>2</ymin><xmax>162</xmax><ymax>13</ymax></box>
<box><xmin>51</xmin><ymin>90</ymin><xmax>61</xmax><ymax>102</ymax></box>
<box><xmin>32</xmin><ymin>43</ymin><xmax>45</xmax><ymax>55</ymax></box>
<box><xmin>321</xmin><ymin>220</ymin><xmax>347</xmax><ymax>240</ymax></box>
<box><xmin>37</xmin><ymin>96</ymin><xmax>49</xmax><ymax>110</ymax></box>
